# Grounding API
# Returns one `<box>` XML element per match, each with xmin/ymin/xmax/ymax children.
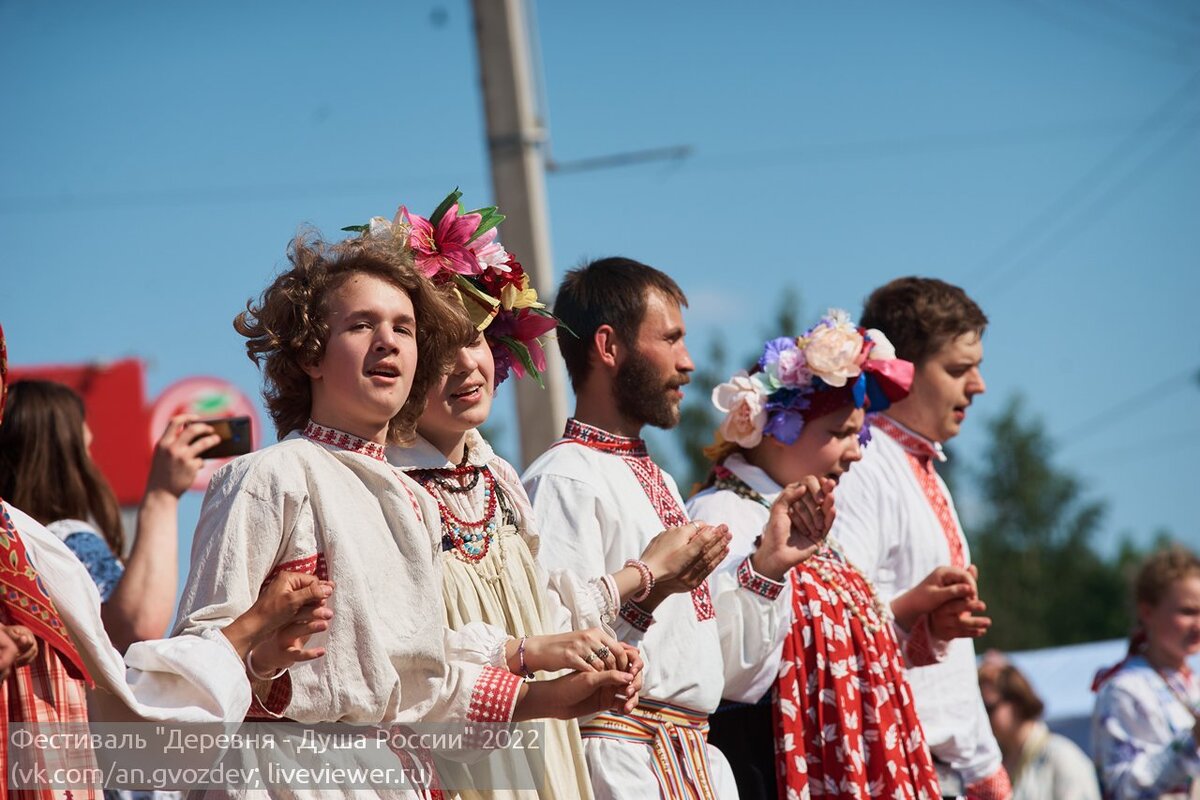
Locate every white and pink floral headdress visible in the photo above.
<box><xmin>711</xmin><ymin>309</ymin><xmax>914</xmax><ymax>447</ymax></box>
<box><xmin>343</xmin><ymin>189</ymin><xmax>559</xmax><ymax>387</ymax></box>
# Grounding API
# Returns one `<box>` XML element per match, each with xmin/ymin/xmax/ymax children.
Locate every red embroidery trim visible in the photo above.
<box><xmin>302</xmin><ymin>420</ymin><xmax>386</xmax><ymax>462</ymax></box>
<box><xmin>735</xmin><ymin>556</ymin><xmax>784</xmax><ymax>600</ymax></box>
<box><xmin>467</xmin><ymin>665</ymin><xmax>522</xmax><ymax>723</ymax></box>
<box><xmin>966</xmin><ymin>767</ymin><xmax>1013</xmax><ymax>800</ymax></box>
<box><xmin>874</xmin><ymin>417</ymin><xmax>966</xmax><ymax>570</ymax></box>
<box><xmin>619</xmin><ymin>600</ymin><xmax>656</xmax><ymax>632</ymax></box>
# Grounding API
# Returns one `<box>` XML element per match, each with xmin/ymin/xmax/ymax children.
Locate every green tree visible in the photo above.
<box><xmin>967</xmin><ymin>395</ymin><xmax>1144</xmax><ymax>651</ymax></box>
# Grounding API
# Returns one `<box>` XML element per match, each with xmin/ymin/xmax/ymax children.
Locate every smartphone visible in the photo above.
<box><xmin>196</xmin><ymin>416</ymin><xmax>253</xmax><ymax>459</ymax></box>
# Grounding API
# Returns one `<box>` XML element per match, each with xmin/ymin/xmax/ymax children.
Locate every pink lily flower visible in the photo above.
<box><xmin>511</xmin><ymin>310</ymin><xmax>559</xmax><ymax>377</ymax></box>
<box><xmin>402</xmin><ymin>204</ymin><xmax>483</xmax><ymax>278</ymax></box>
<box><xmin>470</xmin><ymin>227</ymin><xmax>512</xmax><ymax>273</ymax></box>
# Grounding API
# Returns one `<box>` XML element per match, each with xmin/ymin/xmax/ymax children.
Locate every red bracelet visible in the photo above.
<box><xmin>623</xmin><ymin>559</ymin><xmax>655</xmax><ymax>603</ymax></box>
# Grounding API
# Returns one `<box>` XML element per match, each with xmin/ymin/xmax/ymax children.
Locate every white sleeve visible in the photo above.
<box><xmin>1093</xmin><ymin>677</ymin><xmax>1200</xmax><ymax>799</ymax></box>
<box><xmin>525</xmin><ymin>472</ymin><xmax>646</xmax><ymax>647</ymax></box>
<box><xmin>688</xmin><ymin>491</ymin><xmax>790</xmax><ymax>704</ymax></box>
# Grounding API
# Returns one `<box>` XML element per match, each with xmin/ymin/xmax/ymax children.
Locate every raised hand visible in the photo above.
<box><xmin>222</xmin><ymin>572</ymin><xmax>335</xmax><ymax>676</ymax></box>
<box><xmin>752</xmin><ymin>477</ymin><xmax>836</xmax><ymax>581</ymax></box>
<box><xmin>652</xmin><ymin>523</ymin><xmax>731</xmax><ymax>596</ymax></box>
<box><xmin>145</xmin><ymin>414</ymin><xmax>220</xmax><ymax>500</ymax></box>
<box><xmin>513</xmin><ymin>628</ymin><xmax>628</xmax><ymax>675</ymax></box>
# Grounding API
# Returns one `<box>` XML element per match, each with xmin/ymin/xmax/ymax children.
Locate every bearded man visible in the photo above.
<box><xmin>523</xmin><ymin>257</ymin><xmax>825</xmax><ymax>800</ymax></box>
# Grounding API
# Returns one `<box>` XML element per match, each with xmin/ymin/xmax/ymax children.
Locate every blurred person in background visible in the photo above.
<box><xmin>1092</xmin><ymin>545</ymin><xmax>1200</xmax><ymax>799</ymax></box>
<box><xmin>978</xmin><ymin>656</ymin><xmax>1100</xmax><ymax>800</ymax></box>
<box><xmin>0</xmin><ymin>380</ymin><xmax>219</xmax><ymax>651</ymax></box>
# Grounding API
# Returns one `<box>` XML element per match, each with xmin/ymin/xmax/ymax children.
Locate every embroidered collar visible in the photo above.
<box><xmin>562</xmin><ymin>418</ymin><xmax>648</xmax><ymax>457</ymax></box>
<box><xmin>721</xmin><ymin>454</ymin><xmax>783</xmax><ymax>504</ymax></box>
<box><xmin>871</xmin><ymin>413</ymin><xmax>946</xmax><ymax>463</ymax></box>
<box><xmin>389</xmin><ymin>429</ymin><xmax>496</xmax><ymax>471</ymax></box>
<box><xmin>302</xmin><ymin>420</ymin><xmax>386</xmax><ymax>462</ymax></box>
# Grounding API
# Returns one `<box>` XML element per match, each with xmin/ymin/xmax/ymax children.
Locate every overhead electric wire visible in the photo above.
<box><xmin>968</xmin><ymin>67</ymin><xmax>1200</xmax><ymax>292</ymax></box>
<box><xmin>1057</xmin><ymin>365</ymin><xmax>1200</xmax><ymax>448</ymax></box>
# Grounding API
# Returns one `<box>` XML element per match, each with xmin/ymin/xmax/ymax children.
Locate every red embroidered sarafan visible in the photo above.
<box><xmin>775</xmin><ymin>549</ymin><xmax>940</xmax><ymax>799</ymax></box>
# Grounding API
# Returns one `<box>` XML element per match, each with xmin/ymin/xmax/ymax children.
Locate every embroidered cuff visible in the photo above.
<box><xmin>246</xmin><ymin>672</ymin><xmax>292</xmax><ymax>720</ymax></box>
<box><xmin>467</xmin><ymin>665</ymin><xmax>522</xmax><ymax>724</ymax></box>
<box><xmin>619</xmin><ymin>600</ymin><xmax>656</xmax><ymax>632</ymax></box>
<box><xmin>487</xmin><ymin>636</ymin><xmax>509</xmax><ymax>670</ymax></box>
<box><xmin>966</xmin><ymin>767</ymin><xmax>1012</xmax><ymax>800</ymax></box>
<box><xmin>736</xmin><ymin>556</ymin><xmax>785</xmax><ymax>600</ymax></box>
<box><xmin>901</xmin><ymin>613</ymin><xmax>949</xmax><ymax>668</ymax></box>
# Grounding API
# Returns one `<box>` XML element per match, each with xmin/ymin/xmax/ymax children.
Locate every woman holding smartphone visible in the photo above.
<box><xmin>0</xmin><ymin>380</ymin><xmax>219</xmax><ymax>651</ymax></box>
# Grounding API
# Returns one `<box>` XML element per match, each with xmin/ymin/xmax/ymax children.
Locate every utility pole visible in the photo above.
<box><xmin>471</xmin><ymin>0</ymin><xmax>568</xmax><ymax>468</ymax></box>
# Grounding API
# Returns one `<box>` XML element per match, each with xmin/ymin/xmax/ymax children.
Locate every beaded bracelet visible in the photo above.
<box><xmin>245</xmin><ymin>648</ymin><xmax>286</xmax><ymax>682</ymax></box>
<box><xmin>623</xmin><ymin>559</ymin><xmax>655</xmax><ymax>603</ymax></box>
<box><xmin>517</xmin><ymin>636</ymin><xmax>535</xmax><ymax>680</ymax></box>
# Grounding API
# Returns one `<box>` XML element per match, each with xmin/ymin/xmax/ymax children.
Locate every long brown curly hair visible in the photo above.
<box><xmin>235</xmin><ymin>232</ymin><xmax>475</xmax><ymax>444</ymax></box>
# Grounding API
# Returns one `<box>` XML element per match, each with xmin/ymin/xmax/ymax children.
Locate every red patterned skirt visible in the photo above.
<box><xmin>774</xmin><ymin>549</ymin><xmax>939</xmax><ymax>799</ymax></box>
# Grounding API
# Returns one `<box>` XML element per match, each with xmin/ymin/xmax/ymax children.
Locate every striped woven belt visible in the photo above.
<box><xmin>579</xmin><ymin>697</ymin><xmax>715</xmax><ymax>800</ymax></box>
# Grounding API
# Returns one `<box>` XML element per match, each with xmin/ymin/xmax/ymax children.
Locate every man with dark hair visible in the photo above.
<box><xmin>832</xmin><ymin>276</ymin><xmax>1012</xmax><ymax>799</ymax></box>
<box><xmin>524</xmin><ymin>257</ymin><xmax>822</xmax><ymax>799</ymax></box>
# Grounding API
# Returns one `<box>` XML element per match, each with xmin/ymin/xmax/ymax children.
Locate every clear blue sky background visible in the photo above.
<box><xmin>3</xmin><ymin>1</ymin><xmax>1198</xmax><ymax>594</ymax></box>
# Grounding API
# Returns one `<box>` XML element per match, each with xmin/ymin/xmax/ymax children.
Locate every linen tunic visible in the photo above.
<box><xmin>832</xmin><ymin>415</ymin><xmax>1006</xmax><ymax>793</ymax></box>
<box><xmin>523</xmin><ymin>420</ymin><xmax>789</xmax><ymax>800</ymax></box>
<box><xmin>3</xmin><ymin>502</ymin><xmax>255</xmax><ymax>800</ymax></box>
<box><xmin>689</xmin><ymin>455</ymin><xmax>940</xmax><ymax>800</ymax></box>
<box><xmin>1092</xmin><ymin>655</ymin><xmax>1199</xmax><ymax>799</ymax></box>
<box><xmin>1007</xmin><ymin>721</ymin><xmax>1099</xmax><ymax>800</ymax></box>
<box><xmin>175</xmin><ymin>426</ymin><xmax>523</xmax><ymax>800</ymax></box>
<box><xmin>390</xmin><ymin>430</ymin><xmax>598</xmax><ymax>800</ymax></box>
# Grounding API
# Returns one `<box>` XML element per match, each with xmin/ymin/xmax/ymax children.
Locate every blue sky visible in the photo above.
<box><xmin>2</xmin><ymin>0</ymin><xmax>1198</xmax><ymax>589</ymax></box>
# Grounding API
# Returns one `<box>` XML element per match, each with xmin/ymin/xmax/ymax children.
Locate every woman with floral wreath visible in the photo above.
<box><xmin>688</xmin><ymin>310</ymin><xmax>980</xmax><ymax>800</ymax></box>
<box><xmin>346</xmin><ymin>192</ymin><xmax>729</xmax><ymax>799</ymax></box>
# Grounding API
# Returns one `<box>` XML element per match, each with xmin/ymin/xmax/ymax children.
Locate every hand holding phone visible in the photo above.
<box><xmin>195</xmin><ymin>416</ymin><xmax>253</xmax><ymax>459</ymax></box>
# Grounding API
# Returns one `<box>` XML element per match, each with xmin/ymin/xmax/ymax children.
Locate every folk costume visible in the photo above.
<box><xmin>1092</xmin><ymin>654</ymin><xmax>1200</xmax><ymax>799</ymax></box>
<box><xmin>359</xmin><ymin>188</ymin><xmax>607</xmax><ymax>799</ymax></box>
<box><xmin>393</xmin><ymin>429</ymin><xmax>600</xmax><ymax>800</ymax></box>
<box><xmin>175</xmin><ymin>423</ymin><xmax>523</xmax><ymax>800</ymax></box>
<box><xmin>0</xmin><ymin>328</ymin><xmax>253</xmax><ymax>800</ymax></box>
<box><xmin>692</xmin><ymin>313</ymin><xmax>939</xmax><ymax>800</ymax></box>
<box><xmin>832</xmin><ymin>413</ymin><xmax>1011</xmax><ymax>799</ymax></box>
<box><xmin>523</xmin><ymin>418</ymin><xmax>791</xmax><ymax>800</ymax></box>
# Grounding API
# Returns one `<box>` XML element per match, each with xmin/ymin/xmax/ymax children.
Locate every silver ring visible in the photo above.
<box><xmin>594</xmin><ymin>646</ymin><xmax>611</xmax><ymax>660</ymax></box>
<box><xmin>583</xmin><ymin>651</ymin><xmax>599</xmax><ymax>663</ymax></box>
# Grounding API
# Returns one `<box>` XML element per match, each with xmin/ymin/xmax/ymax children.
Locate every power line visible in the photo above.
<box><xmin>1007</xmin><ymin>0</ymin><xmax>1198</xmax><ymax>64</ymax></box>
<box><xmin>968</xmin><ymin>67</ymin><xmax>1200</xmax><ymax>291</ymax></box>
<box><xmin>1058</xmin><ymin>366</ymin><xmax>1200</xmax><ymax>447</ymax></box>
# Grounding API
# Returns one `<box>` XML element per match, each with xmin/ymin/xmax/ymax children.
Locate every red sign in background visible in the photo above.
<box><xmin>7</xmin><ymin>360</ymin><xmax>259</xmax><ymax>505</ymax></box>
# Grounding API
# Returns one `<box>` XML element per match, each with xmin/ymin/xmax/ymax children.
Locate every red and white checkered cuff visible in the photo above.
<box><xmin>736</xmin><ymin>556</ymin><xmax>785</xmax><ymax>600</ymax></box>
<box><xmin>467</xmin><ymin>665</ymin><xmax>522</xmax><ymax>724</ymax></box>
<box><xmin>619</xmin><ymin>600</ymin><xmax>656</xmax><ymax>632</ymax></box>
<box><xmin>966</xmin><ymin>767</ymin><xmax>1013</xmax><ymax>800</ymax></box>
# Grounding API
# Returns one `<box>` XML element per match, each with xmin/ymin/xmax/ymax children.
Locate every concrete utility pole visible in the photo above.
<box><xmin>471</xmin><ymin>0</ymin><xmax>568</xmax><ymax>467</ymax></box>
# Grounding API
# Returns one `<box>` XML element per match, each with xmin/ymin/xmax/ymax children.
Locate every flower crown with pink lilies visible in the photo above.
<box><xmin>712</xmin><ymin>309</ymin><xmax>914</xmax><ymax>448</ymax></box>
<box><xmin>344</xmin><ymin>189</ymin><xmax>559</xmax><ymax>387</ymax></box>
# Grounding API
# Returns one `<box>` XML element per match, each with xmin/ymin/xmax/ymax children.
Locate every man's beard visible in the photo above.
<box><xmin>613</xmin><ymin>348</ymin><xmax>688</xmax><ymax>430</ymax></box>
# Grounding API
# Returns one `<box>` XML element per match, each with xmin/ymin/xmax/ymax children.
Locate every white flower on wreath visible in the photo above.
<box><xmin>712</xmin><ymin>370</ymin><xmax>769</xmax><ymax>448</ymax></box>
<box><xmin>865</xmin><ymin>328</ymin><xmax>896</xmax><ymax>361</ymax></box>
<box><xmin>804</xmin><ymin>308</ymin><xmax>865</xmax><ymax>387</ymax></box>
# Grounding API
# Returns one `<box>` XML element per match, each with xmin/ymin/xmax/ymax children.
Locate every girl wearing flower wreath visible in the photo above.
<box><xmin>688</xmin><ymin>310</ymin><xmax>980</xmax><ymax>800</ymax></box>
<box><xmin>346</xmin><ymin>192</ymin><xmax>726</xmax><ymax>799</ymax></box>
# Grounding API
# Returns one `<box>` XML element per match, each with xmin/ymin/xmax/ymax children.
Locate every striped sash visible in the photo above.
<box><xmin>580</xmin><ymin>697</ymin><xmax>715</xmax><ymax>800</ymax></box>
